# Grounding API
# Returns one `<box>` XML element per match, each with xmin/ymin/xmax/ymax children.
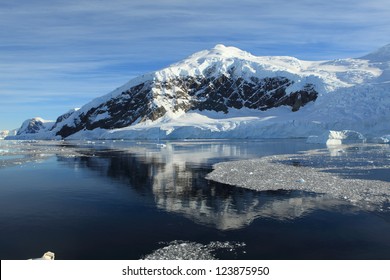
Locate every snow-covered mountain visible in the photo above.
<box><xmin>7</xmin><ymin>44</ymin><xmax>390</xmax><ymax>140</ymax></box>
<box><xmin>0</xmin><ymin>129</ymin><xmax>17</xmax><ymax>140</ymax></box>
<box><xmin>7</xmin><ymin>117</ymin><xmax>55</xmax><ymax>140</ymax></box>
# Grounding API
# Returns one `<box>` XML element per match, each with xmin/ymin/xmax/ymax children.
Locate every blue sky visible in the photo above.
<box><xmin>1</xmin><ymin>0</ymin><xmax>389</xmax><ymax>130</ymax></box>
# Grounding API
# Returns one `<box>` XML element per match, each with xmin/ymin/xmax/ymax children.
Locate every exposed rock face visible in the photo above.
<box><xmin>56</xmin><ymin>75</ymin><xmax>317</xmax><ymax>138</ymax></box>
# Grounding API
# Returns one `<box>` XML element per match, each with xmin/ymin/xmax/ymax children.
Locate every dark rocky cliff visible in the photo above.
<box><xmin>56</xmin><ymin>74</ymin><xmax>317</xmax><ymax>138</ymax></box>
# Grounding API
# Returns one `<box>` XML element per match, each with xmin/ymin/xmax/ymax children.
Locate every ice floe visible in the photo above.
<box><xmin>0</xmin><ymin>140</ymin><xmax>94</xmax><ymax>168</ymax></box>
<box><xmin>207</xmin><ymin>145</ymin><xmax>390</xmax><ymax>211</ymax></box>
<box><xmin>142</xmin><ymin>240</ymin><xmax>246</xmax><ymax>260</ymax></box>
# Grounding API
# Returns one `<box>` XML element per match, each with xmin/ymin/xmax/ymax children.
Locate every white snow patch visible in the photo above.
<box><xmin>93</xmin><ymin>111</ymin><xmax>110</xmax><ymax>122</ymax></box>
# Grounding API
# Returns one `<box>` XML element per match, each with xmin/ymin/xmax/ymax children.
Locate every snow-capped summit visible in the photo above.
<box><xmin>7</xmin><ymin>44</ymin><xmax>390</xmax><ymax>140</ymax></box>
<box><xmin>183</xmin><ymin>44</ymin><xmax>255</xmax><ymax>64</ymax></box>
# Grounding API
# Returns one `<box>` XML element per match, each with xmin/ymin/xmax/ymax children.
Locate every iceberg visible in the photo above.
<box><xmin>307</xmin><ymin>130</ymin><xmax>366</xmax><ymax>145</ymax></box>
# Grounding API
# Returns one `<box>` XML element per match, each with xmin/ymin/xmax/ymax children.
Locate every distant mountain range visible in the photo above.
<box><xmin>6</xmin><ymin>44</ymin><xmax>390</xmax><ymax>140</ymax></box>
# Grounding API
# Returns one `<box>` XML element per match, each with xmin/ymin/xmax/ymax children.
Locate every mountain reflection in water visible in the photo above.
<box><xmin>58</xmin><ymin>141</ymin><xmax>352</xmax><ymax>230</ymax></box>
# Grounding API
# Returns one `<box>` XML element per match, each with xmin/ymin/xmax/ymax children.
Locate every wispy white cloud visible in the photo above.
<box><xmin>1</xmin><ymin>0</ymin><xmax>389</xmax><ymax>129</ymax></box>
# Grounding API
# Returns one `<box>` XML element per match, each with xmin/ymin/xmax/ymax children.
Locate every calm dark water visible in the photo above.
<box><xmin>0</xmin><ymin>139</ymin><xmax>389</xmax><ymax>260</ymax></box>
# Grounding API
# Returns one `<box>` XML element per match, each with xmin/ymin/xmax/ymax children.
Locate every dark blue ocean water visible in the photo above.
<box><xmin>0</xmin><ymin>139</ymin><xmax>389</xmax><ymax>260</ymax></box>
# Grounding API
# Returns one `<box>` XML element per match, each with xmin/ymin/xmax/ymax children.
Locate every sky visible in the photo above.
<box><xmin>1</xmin><ymin>0</ymin><xmax>389</xmax><ymax>130</ymax></box>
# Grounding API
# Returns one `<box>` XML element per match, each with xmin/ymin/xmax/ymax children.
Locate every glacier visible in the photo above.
<box><xmin>6</xmin><ymin>43</ymin><xmax>390</xmax><ymax>140</ymax></box>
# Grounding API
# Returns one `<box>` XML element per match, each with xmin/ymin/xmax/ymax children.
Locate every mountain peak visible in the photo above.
<box><xmin>212</xmin><ymin>43</ymin><xmax>228</xmax><ymax>50</ymax></box>
<box><xmin>208</xmin><ymin>44</ymin><xmax>252</xmax><ymax>58</ymax></box>
<box><xmin>181</xmin><ymin>44</ymin><xmax>253</xmax><ymax>63</ymax></box>
<box><xmin>360</xmin><ymin>43</ymin><xmax>390</xmax><ymax>62</ymax></box>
